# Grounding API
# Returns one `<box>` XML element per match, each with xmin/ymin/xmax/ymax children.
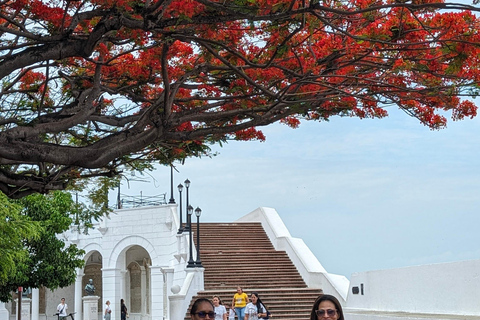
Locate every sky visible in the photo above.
<box><xmin>107</xmin><ymin>106</ymin><xmax>480</xmax><ymax>279</ymax></box>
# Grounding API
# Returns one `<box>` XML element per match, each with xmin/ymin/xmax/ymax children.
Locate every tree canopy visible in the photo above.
<box><xmin>1</xmin><ymin>0</ymin><xmax>480</xmax><ymax>198</ymax></box>
<box><xmin>0</xmin><ymin>191</ymin><xmax>85</xmax><ymax>302</ymax></box>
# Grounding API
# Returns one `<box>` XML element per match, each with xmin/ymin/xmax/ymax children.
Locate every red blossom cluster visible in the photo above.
<box><xmin>1</xmin><ymin>0</ymin><xmax>480</xmax><ymax>195</ymax></box>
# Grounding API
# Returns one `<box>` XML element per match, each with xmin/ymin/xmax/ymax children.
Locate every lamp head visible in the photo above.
<box><xmin>177</xmin><ymin>183</ymin><xmax>184</xmax><ymax>192</ymax></box>
<box><xmin>187</xmin><ymin>205</ymin><xmax>193</xmax><ymax>215</ymax></box>
<box><xmin>184</xmin><ymin>179</ymin><xmax>191</xmax><ymax>188</ymax></box>
<box><xmin>195</xmin><ymin>207</ymin><xmax>202</xmax><ymax>217</ymax></box>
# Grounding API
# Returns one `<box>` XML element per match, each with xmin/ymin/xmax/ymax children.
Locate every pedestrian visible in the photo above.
<box><xmin>104</xmin><ymin>300</ymin><xmax>111</xmax><ymax>320</ymax></box>
<box><xmin>231</xmin><ymin>286</ymin><xmax>248</xmax><ymax>320</ymax></box>
<box><xmin>309</xmin><ymin>294</ymin><xmax>344</xmax><ymax>320</ymax></box>
<box><xmin>56</xmin><ymin>298</ymin><xmax>68</xmax><ymax>320</ymax></box>
<box><xmin>212</xmin><ymin>295</ymin><xmax>227</xmax><ymax>320</ymax></box>
<box><xmin>191</xmin><ymin>298</ymin><xmax>216</xmax><ymax>320</ymax></box>
<box><xmin>245</xmin><ymin>292</ymin><xmax>267</xmax><ymax>320</ymax></box>
<box><xmin>120</xmin><ymin>299</ymin><xmax>128</xmax><ymax>320</ymax></box>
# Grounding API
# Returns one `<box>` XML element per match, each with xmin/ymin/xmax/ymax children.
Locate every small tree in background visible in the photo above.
<box><xmin>0</xmin><ymin>191</ymin><xmax>85</xmax><ymax>302</ymax></box>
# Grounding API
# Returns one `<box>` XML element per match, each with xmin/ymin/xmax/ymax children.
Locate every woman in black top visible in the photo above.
<box><xmin>120</xmin><ymin>299</ymin><xmax>127</xmax><ymax>320</ymax></box>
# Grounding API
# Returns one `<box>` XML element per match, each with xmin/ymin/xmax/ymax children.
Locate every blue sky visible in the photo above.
<box><xmin>109</xmin><ymin>107</ymin><xmax>480</xmax><ymax>279</ymax></box>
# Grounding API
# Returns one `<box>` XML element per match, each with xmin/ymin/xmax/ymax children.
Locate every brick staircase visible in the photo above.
<box><xmin>185</xmin><ymin>222</ymin><xmax>323</xmax><ymax>319</ymax></box>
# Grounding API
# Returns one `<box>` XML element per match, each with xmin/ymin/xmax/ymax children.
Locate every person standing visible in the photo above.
<box><xmin>104</xmin><ymin>301</ymin><xmax>111</xmax><ymax>320</ymax></box>
<box><xmin>212</xmin><ymin>295</ymin><xmax>227</xmax><ymax>320</ymax></box>
<box><xmin>56</xmin><ymin>298</ymin><xmax>68</xmax><ymax>320</ymax></box>
<box><xmin>244</xmin><ymin>292</ymin><xmax>267</xmax><ymax>320</ymax></box>
<box><xmin>231</xmin><ymin>286</ymin><xmax>248</xmax><ymax>320</ymax></box>
<box><xmin>120</xmin><ymin>299</ymin><xmax>128</xmax><ymax>320</ymax></box>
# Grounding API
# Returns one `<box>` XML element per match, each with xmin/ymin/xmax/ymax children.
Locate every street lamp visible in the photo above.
<box><xmin>184</xmin><ymin>179</ymin><xmax>191</xmax><ymax>232</ymax></box>
<box><xmin>168</xmin><ymin>165</ymin><xmax>175</xmax><ymax>204</ymax></box>
<box><xmin>194</xmin><ymin>207</ymin><xmax>203</xmax><ymax>267</ymax></box>
<box><xmin>187</xmin><ymin>205</ymin><xmax>196</xmax><ymax>268</ymax></box>
<box><xmin>177</xmin><ymin>184</ymin><xmax>184</xmax><ymax>234</ymax></box>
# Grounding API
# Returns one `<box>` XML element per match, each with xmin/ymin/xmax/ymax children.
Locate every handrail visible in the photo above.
<box><xmin>116</xmin><ymin>193</ymin><xmax>167</xmax><ymax>209</ymax></box>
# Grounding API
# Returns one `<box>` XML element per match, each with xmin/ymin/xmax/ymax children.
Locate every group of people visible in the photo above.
<box><xmin>191</xmin><ymin>286</ymin><xmax>345</xmax><ymax>320</ymax></box>
<box><xmin>59</xmin><ymin>287</ymin><xmax>345</xmax><ymax>320</ymax></box>
<box><xmin>189</xmin><ymin>287</ymin><xmax>269</xmax><ymax>320</ymax></box>
<box><xmin>56</xmin><ymin>298</ymin><xmax>127</xmax><ymax>320</ymax></box>
<box><xmin>104</xmin><ymin>299</ymin><xmax>128</xmax><ymax>320</ymax></box>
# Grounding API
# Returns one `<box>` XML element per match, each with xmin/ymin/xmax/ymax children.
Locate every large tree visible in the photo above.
<box><xmin>1</xmin><ymin>0</ymin><xmax>480</xmax><ymax>198</ymax></box>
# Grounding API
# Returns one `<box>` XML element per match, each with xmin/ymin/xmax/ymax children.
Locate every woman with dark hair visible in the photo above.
<box><xmin>212</xmin><ymin>295</ymin><xmax>227</xmax><ymax>320</ymax></box>
<box><xmin>191</xmin><ymin>298</ymin><xmax>216</xmax><ymax>320</ymax></box>
<box><xmin>310</xmin><ymin>294</ymin><xmax>344</xmax><ymax>320</ymax></box>
<box><xmin>120</xmin><ymin>299</ymin><xmax>128</xmax><ymax>320</ymax></box>
<box><xmin>244</xmin><ymin>292</ymin><xmax>268</xmax><ymax>320</ymax></box>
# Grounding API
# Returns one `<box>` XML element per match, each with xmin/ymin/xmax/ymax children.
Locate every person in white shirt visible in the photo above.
<box><xmin>104</xmin><ymin>300</ymin><xmax>112</xmax><ymax>320</ymax></box>
<box><xmin>212</xmin><ymin>295</ymin><xmax>227</xmax><ymax>320</ymax></box>
<box><xmin>57</xmin><ymin>298</ymin><xmax>68</xmax><ymax>320</ymax></box>
<box><xmin>244</xmin><ymin>292</ymin><xmax>267</xmax><ymax>320</ymax></box>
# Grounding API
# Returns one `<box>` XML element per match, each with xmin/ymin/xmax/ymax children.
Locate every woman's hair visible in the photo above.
<box><xmin>106</xmin><ymin>300</ymin><xmax>110</xmax><ymax>304</ymax></box>
<box><xmin>120</xmin><ymin>299</ymin><xmax>124</xmax><ymax>305</ymax></box>
<box><xmin>309</xmin><ymin>294</ymin><xmax>344</xmax><ymax>320</ymax></box>
<box><xmin>190</xmin><ymin>298</ymin><xmax>214</xmax><ymax>315</ymax></box>
<box><xmin>250</xmin><ymin>292</ymin><xmax>267</xmax><ymax>315</ymax></box>
<box><xmin>212</xmin><ymin>295</ymin><xmax>223</xmax><ymax>305</ymax></box>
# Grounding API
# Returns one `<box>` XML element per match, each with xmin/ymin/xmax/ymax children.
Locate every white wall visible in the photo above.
<box><xmin>346</xmin><ymin>259</ymin><xmax>480</xmax><ymax>318</ymax></box>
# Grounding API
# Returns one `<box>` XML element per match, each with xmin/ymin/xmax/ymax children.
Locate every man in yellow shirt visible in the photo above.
<box><xmin>231</xmin><ymin>286</ymin><xmax>249</xmax><ymax>320</ymax></box>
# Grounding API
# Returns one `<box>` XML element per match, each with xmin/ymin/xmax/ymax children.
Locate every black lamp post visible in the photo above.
<box><xmin>183</xmin><ymin>179</ymin><xmax>191</xmax><ymax>232</ymax></box>
<box><xmin>194</xmin><ymin>207</ymin><xmax>203</xmax><ymax>267</ymax></box>
<box><xmin>177</xmin><ymin>183</ymin><xmax>184</xmax><ymax>234</ymax></box>
<box><xmin>187</xmin><ymin>205</ymin><xmax>196</xmax><ymax>268</ymax></box>
<box><xmin>169</xmin><ymin>165</ymin><xmax>175</xmax><ymax>204</ymax></box>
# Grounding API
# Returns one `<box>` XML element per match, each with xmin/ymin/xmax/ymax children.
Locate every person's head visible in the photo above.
<box><xmin>212</xmin><ymin>295</ymin><xmax>222</xmax><ymax>306</ymax></box>
<box><xmin>61</xmin><ymin>298</ymin><xmax>65</xmax><ymax>304</ymax></box>
<box><xmin>190</xmin><ymin>298</ymin><xmax>215</xmax><ymax>320</ymax></box>
<box><xmin>89</xmin><ymin>279</ymin><xmax>93</xmax><ymax>284</ymax></box>
<box><xmin>310</xmin><ymin>294</ymin><xmax>344</xmax><ymax>320</ymax></box>
<box><xmin>106</xmin><ymin>301</ymin><xmax>110</xmax><ymax>305</ymax></box>
<box><xmin>250</xmin><ymin>292</ymin><xmax>259</xmax><ymax>304</ymax></box>
<box><xmin>120</xmin><ymin>299</ymin><xmax>124</xmax><ymax>305</ymax></box>
<box><xmin>236</xmin><ymin>286</ymin><xmax>243</xmax><ymax>294</ymax></box>
<box><xmin>250</xmin><ymin>292</ymin><xmax>264</xmax><ymax>312</ymax></box>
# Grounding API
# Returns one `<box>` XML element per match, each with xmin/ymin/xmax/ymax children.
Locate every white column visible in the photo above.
<box><xmin>31</xmin><ymin>289</ymin><xmax>39</xmax><ymax>320</ymax></box>
<box><xmin>75</xmin><ymin>269</ymin><xmax>84</xmax><ymax>320</ymax></box>
<box><xmin>161</xmin><ymin>268</ymin><xmax>174</xmax><ymax>320</ymax></box>
<box><xmin>122</xmin><ymin>270</ymin><xmax>129</xmax><ymax>314</ymax></box>
<box><xmin>140</xmin><ymin>267</ymin><xmax>147</xmax><ymax>316</ymax></box>
<box><xmin>102</xmin><ymin>268</ymin><xmax>122</xmax><ymax>320</ymax></box>
<box><xmin>0</xmin><ymin>302</ymin><xmax>9</xmax><ymax>320</ymax></box>
<box><xmin>149</xmin><ymin>266</ymin><xmax>163</xmax><ymax>320</ymax></box>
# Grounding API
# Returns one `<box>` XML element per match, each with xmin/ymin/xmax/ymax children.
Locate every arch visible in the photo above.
<box><xmin>82</xmin><ymin>242</ymin><xmax>103</xmax><ymax>262</ymax></box>
<box><xmin>107</xmin><ymin>235</ymin><xmax>158</xmax><ymax>269</ymax></box>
